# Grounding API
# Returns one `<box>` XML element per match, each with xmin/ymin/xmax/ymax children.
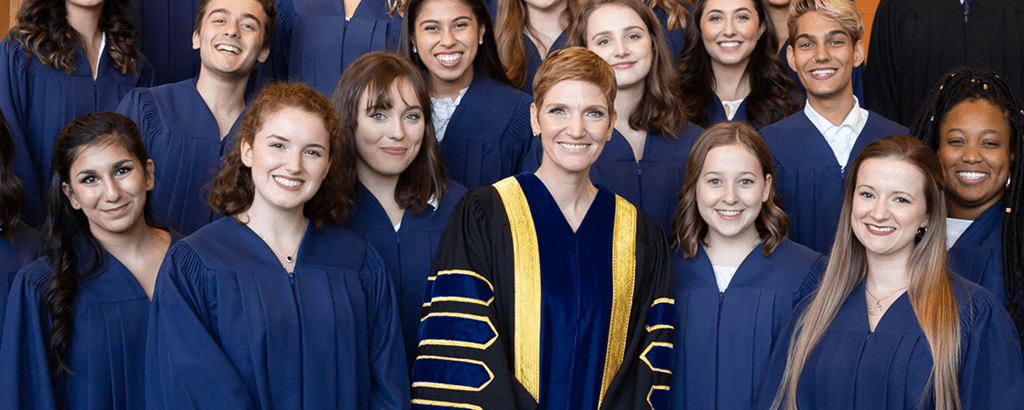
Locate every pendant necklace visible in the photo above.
<box><xmin>865</xmin><ymin>285</ymin><xmax>907</xmax><ymax>316</ymax></box>
<box><xmin>251</xmin><ymin>223</ymin><xmax>305</xmax><ymax>264</ymax></box>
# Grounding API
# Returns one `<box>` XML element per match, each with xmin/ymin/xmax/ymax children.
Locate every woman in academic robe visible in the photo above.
<box><xmin>910</xmin><ymin>68</ymin><xmax>1024</xmax><ymax>344</ymax></box>
<box><xmin>0</xmin><ymin>112</ymin><xmax>175</xmax><ymax>410</ymax></box>
<box><xmin>671</xmin><ymin>121</ymin><xmax>826</xmax><ymax>410</ymax></box>
<box><xmin>146</xmin><ymin>82</ymin><xmax>409</xmax><ymax>409</ymax></box>
<box><xmin>678</xmin><ymin>0</ymin><xmax>798</xmax><ymax>128</ymax></box>
<box><xmin>332</xmin><ymin>51</ymin><xmax>468</xmax><ymax>372</ymax></box>
<box><xmin>490</xmin><ymin>0</ymin><xmax>578</xmax><ymax>93</ymax></box>
<box><xmin>562</xmin><ymin>0</ymin><xmax>703</xmax><ymax>229</ymax></box>
<box><xmin>1</xmin><ymin>0</ymin><xmax>155</xmax><ymax>226</ymax></box>
<box><xmin>0</xmin><ymin>112</ymin><xmax>40</xmax><ymax>340</ymax></box>
<box><xmin>267</xmin><ymin>0</ymin><xmax>405</xmax><ymax>96</ymax></box>
<box><xmin>756</xmin><ymin>136</ymin><xmax>1024</xmax><ymax>410</ymax></box>
<box><xmin>401</xmin><ymin>0</ymin><xmax>534</xmax><ymax>189</ymax></box>
<box><xmin>647</xmin><ymin>0</ymin><xmax>691</xmax><ymax>65</ymax></box>
<box><xmin>411</xmin><ymin>47</ymin><xmax>673</xmax><ymax>409</ymax></box>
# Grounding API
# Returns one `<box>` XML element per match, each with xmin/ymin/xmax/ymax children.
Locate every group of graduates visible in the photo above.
<box><xmin>1</xmin><ymin>0</ymin><xmax>1024</xmax><ymax>408</ymax></box>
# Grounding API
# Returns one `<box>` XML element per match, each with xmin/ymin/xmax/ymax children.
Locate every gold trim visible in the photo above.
<box><xmin>640</xmin><ymin>342</ymin><xmax>674</xmax><ymax>374</ymax></box>
<box><xmin>428</xmin><ymin>270</ymin><xmax>496</xmax><ymax>306</ymax></box>
<box><xmin>493</xmin><ymin>177</ymin><xmax>542</xmax><ymax>402</ymax></box>
<box><xmin>647</xmin><ymin>385</ymin><xmax>671</xmax><ymax>410</ymax></box>
<box><xmin>423</xmin><ymin>276</ymin><xmax>437</xmax><ymax>307</ymax></box>
<box><xmin>418</xmin><ymin>312</ymin><xmax>499</xmax><ymax>349</ymax></box>
<box><xmin>411</xmin><ymin>355</ymin><xmax>495</xmax><ymax>391</ymax></box>
<box><xmin>437</xmin><ymin>270</ymin><xmax>495</xmax><ymax>291</ymax></box>
<box><xmin>646</xmin><ymin>298</ymin><xmax>675</xmax><ymax>332</ymax></box>
<box><xmin>598</xmin><ymin>195</ymin><xmax>637</xmax><ymax>408</ymax></box>
<box><xmin>411</xmin><ymin>399</ymin><xmax>483</xmax><ymax>410</ymax></box>
<box><xmin>652</xmin><ymin>297</ymin><xmax>674</xmax><ymax>305</ymax></box>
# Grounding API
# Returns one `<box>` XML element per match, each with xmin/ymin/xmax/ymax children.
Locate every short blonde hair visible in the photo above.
<box><xmin>787</xmin><ymin>0</ymin><xmax>864</xmax><ymax>45</ymax></box>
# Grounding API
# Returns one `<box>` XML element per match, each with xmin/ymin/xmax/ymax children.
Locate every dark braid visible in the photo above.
<box><xmin>910</xmin><ymin>68</ymin><xmax>1024</xmax><ymax>344</ymax></box>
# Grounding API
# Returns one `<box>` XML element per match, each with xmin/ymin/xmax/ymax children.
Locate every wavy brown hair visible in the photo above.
<box><xmin>331</xmin><ymin>51</ymin><xmax>449</xmax><ymax>214</ymax></box>
<box><xmin>650</xmin><ymin>0</ymin><xmax>692</xmax><ymax>32</ymax></box>
<box><xmin>494</xmin><ymin>0</ymin><xmax>581</xmax><ymax>88</ymax></box>
<box><xmin>678</xmin><ymin>0</ymin><xmax>799</xmax><ymax>129</ymax></box>
<box><xmin>568</xmin><ymin>0</ymin><xmax>690</xmax><ymax>138</ymax></box>
<box><xmin>10</xmin><ymin>0</ymin><xmax>141</xmax><ymax>76</ymax></box>
<box><xmin>671</xmin><ymin>121</ymin><xmax>788</xmax><ymax>258</ymax></box>
<box><xmin>770</xmin><ymin>136</ymin><xmax>961</xmax><ymax>410</ymax></box>
<box><xmin>0</xmin><ymin>112</ymin><xmax>25</xmax><ymax>239</ymax></box>
<box><xmin>208</xmin><ymin>82</ymin><xmax>352</xmax><ymax>228</ymax></box>
<box><xmin>193</xmin><ymin>0</ymin><xmax>278</xmax><ymax>50</ymax></box>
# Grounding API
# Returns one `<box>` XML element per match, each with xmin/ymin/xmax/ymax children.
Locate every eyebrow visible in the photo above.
<box><xmin>74</xmin><ymin>159</ymin><xmax>133</xmax><ymax>177</ymax></box>
<box><xmin>209</xmin><ymin>9</ymin><xmax>263</xmax><ymax>26</ymax></box>
<box><xmin>946</xmin><ymin>127</ymin><xmax>1002</xmax><ymax>135</ymax></box>
<box><xmin>590</xmin><ymin>26</ymin><xmax>646</xmax><ymax>41</ymax></box>
<box><xmin>706</xmin><ymin>7</ymin><xmax>751</xmax><ymax>14</ymax></box>
<box><xmin>418</xmin><ymin>16</ymin><xmax>473</xmax><ymax>26</ymax></box>
<box><xmin>795</xmin><ymin>30</ymin><xmax>849</xmax><ymax>42</ymax></box>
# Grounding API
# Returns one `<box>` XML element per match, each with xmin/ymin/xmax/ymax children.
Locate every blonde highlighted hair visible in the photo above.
<box><xmin>786</xmin><ymin>0</ymin><xmax>864</xmax><ymax>45</ymax></box>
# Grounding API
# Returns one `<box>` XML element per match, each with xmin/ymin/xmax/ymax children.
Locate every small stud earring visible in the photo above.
<box><xmin>479</xmin><ymin>39</ymin><xmax>483</xmax><ymax>45</ymax></box>
<box><xmin>413</xmin><ymin>46</ymin><xmax>418</xmax><ymax>53</ymax></box>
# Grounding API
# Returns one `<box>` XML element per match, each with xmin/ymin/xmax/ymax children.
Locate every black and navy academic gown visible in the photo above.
<box><xmin>146</xmin><ymin>218</ymin><xmax>410</xmax><ymax>409</ymax></box>
<box><xmin>704</xmin><ymin>94</ymin><xmax>749</xmax><ymax>127</ymax></box>
<box><xmin>0</xmin><ymin>222</ymin><xmax>40</xmax><ymax>341</ymax></box>
<box><xmin>0</xmin><ymin>37</ymin><xmax>156</xmax><ymax>225</ymax></box>
<box><xmin>116</xmin><ymin>79</ymin><xmax>240</xmax><ymax>235</ymax></box>
<box><xmin>343</xmin><ymin>181</ymin><xmax>469</xmax><ymax>371</ymax></box>
<box><xmin>522</xmin><ymin>32</ymin><xmax>568</xmax><ymax>94</ymax></box>
<box><xmin>0</xmin><ymin>232</ymin><xmax>181</xmax><ymax>410</ymax></box>
<box><xmin>949</xmin><ymin>200</ymin><xmax>1008</xmax><ymax>306</ymax></box>
<box><xmin>672</xmin><ymin>240</ymin><xmax>826</xmax><ymax>410</ymax></box>
<box><xmin>441</xmin><ymin>73</ymin><xmax>535</xmax><ymax>189</ymax></box>
<box><xmin>779</xmin><ymin>39</ymin><xmax>864</xmax><ymax>106</ymax></box>
<box><xmin>135</xmin><ymin>0</ymin><xmax>201</xmax><ymax>85</ymax></box>
<box><xmin>269</xmin><ymin>0</ymin><xmax>403</xmax><ymax>96</ymax></box>
<box><xmin>754</xmin><ymin>274</ymin><xmax>1024</xmax><ymax>409</ymax></box>
<box><xmin>760</xmin><ymin>111</ymin><xmax>907</xmax><ymax>254</ymax></box>
<box><xmin>865</xmin><ymin>0</ymin><xmax>1024</xmax><ymax>127</ymax></box>
<box><xmin>411</xmin><ymin>174</ymin><xmax>674</xmax><ymax>410</ymax></box>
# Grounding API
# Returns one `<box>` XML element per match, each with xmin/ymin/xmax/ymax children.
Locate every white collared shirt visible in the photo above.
<box><xmin>430</xmin><ymin>88</ymin><xmax>469</xmax><ymax>142</ymax></box>
<box><xmin>804</xmin><ymin>96</ymin><xmax>869</xmax><ymax>170</ymax></box>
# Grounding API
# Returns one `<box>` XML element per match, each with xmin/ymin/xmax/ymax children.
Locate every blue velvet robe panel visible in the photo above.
<box><xmin>116</xmin><ymin>79</ymin><xmax>240</xmax><ymax>235</ymax></box>
<box><xmin>949</xmin><ymin>200</ymin><xmax>1007</xmax><ymax>305</ymax></box>
<box><xmin>146</xmin><ymin>218</ymin><xmax>409</xmax><ymax>409</ymax></box>
<box><xmin>760</xmin><ymin>110</ymin><xmax>907</xmax><ymax>254</ymax></box>
<box><xmin>672</xmin><ymin>240</ymin><xmax>826</xmax><ymax>410</ymax></box>
<box><xmin>0</xmin><ymin>37</ymin><xmax>156</xmax><ymax>225</ymax></box>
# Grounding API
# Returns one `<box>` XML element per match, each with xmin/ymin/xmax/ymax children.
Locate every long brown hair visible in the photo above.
<box><xmin>208</xmin><ymin>82</ymin><xmax>352</xmax><ymax>229</ymax></box>
<box><xmin>671</xmin><ymin>121</ymin><xmax>788</xmax><ymax>257</ymax></box>
<box><xmin>0</xmin><ymin>112</ymin><xmax>25</xmax><ymax>238</ymax></box>
<box><xmin>568</xmin><ymin>0</ymin><xmax>690</xmax><ymax>138</ymax></box>
<box><xmin>10</xmin><ymin>0</ymin><xmax>140</xmax><ymax>76</ymax></box>
<box><xmin>331</xmin><ymin>51</ymin><xmax>449</xmax><ymax>214</ymax></box>
<box><xmin>770</xmin><ymin>136</ymin><xmax>961</xmax><ymax>410</ymax></box>
<box><xmin>494</xmin><ymin>0</ymin><xmax>581</xmax><ymax>88</ymax></box>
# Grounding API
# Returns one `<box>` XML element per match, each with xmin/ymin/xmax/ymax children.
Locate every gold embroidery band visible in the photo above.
<box><xmin>598</xmin><ymin>195</ymin><xmax>637</xmax><ymax>408</ymax></box>
<box><xmin>493</xmin><ymin>177</ymin><xmax>542</xmax><ymax>402</ymax></box>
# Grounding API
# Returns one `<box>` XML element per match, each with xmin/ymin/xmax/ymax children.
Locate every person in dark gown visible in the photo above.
<box><xmin>332</xmin><ymin>51</ymin><xmax>468</xmax><ymax>372</ymax></box>
<box><xmin>1</xmin><ymin>0</ymin><xmax>155</xmax><ymax>225</ymax></box>
<box><xmin>266</xmin><ymin>0</ymin><xmax>405</xmax><ymax>96</ymax></box>
<box><xmin>756</xmin><ymin>136</ymin><xmax>1024</xmax><ymax>410</ymax></box>
<box><xmin>0</xmin><ymin>112</ymin><xmax>175</xmax><ymax>410</ymax></box>
<box><xmin>133</xmin><ymin>0</ymin><xmax>201</xmax><ymax>84</ymax></box>
<box><xmin>146</xmin><ymin>82</ymin><xmax>409</xmax><ymax>409</ymax></box>
<box><xmin>646</xmin><ymin>0</ymin><xmax>691</xmax><ymax>64</ymax></box>
<box><xmin>490</xmin><ymin>0</ymin><xmax>578</xmax><ymax>93</ymax></box>
<box><xmin>401</xmin><ymin>0</ymin><xmax>534</xmax><ymax>189</ymax></box>
<box><xmin>678</xmin><ymin>0</ymin><xmax>799</xmax><ymax>129</ymax></box>
<box><xmin>0</xmin><ymin>112</ymin><xmax>40</xmax><ymax>341</ymax></box>
<box><xmin>117</xmin><ymin>0</ymin><xmax>277</xmax><ymax>235</ymax></box>
<box><xmin>759</xmin><ymin>0</ymin><xmax>906</xmax><ymax>254</ymax></box>
<box><xmin>910</xmin><ymin>68</ymin><xmax>1024</xmax><ymax>345</ymax></box>
<box><xmin>865</xmin><ymin>0</ymin><xmax>1024</xmax><ymax>127</ymax></box>
<box><xmin>411</xmin><ymin>47</ymin><xmax>673</xmax><ymax>409</ymax></box>
<box><xmin>671</xmin><ymin>121</ymin><xmax>826</xmax><ymax>410</ymax></box>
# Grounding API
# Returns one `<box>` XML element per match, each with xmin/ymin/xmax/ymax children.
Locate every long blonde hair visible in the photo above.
<box><xmin>771</xmin><ymin>136</ymin><xmax>962</xmax><ymax>410</ymax></box>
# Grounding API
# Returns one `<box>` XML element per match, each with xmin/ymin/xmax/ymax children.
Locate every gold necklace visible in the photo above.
<box><xmin>865</xmin><ymin>286</ymin><xmax>907</xmax><ymax>315</ymax></box>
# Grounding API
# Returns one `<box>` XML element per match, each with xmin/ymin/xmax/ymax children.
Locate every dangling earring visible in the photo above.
<box><xmin>916</xmin><ymin>227</ymin><xmax>927</xmax><ymax>238</ymax></box>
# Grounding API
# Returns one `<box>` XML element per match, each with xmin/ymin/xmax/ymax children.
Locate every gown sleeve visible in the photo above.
<box><xmin>0</xmin><ymin>263</ymin><xmax>60</xmax><ymax>410</ymax></box>
<box><xmin>957</xmin><ymin>283</ymin><xmax>1024</xmax><ymax>408</ymax></box>
<box><xmin>501</xmin><ymin>93</ymin><xmax>535</xmax><ymax>176</ymax></box>
<box><xmin>411</xmin><ymin>188</ymin><xmax>539</xmax><ymax>410</ymax></box>
<box><xmin>863</xmin><ymin>0</ymin><xmax>899</xmax><ymax>122</ymax></box>
<box><xmin>145</xmin><ymin>242</ymin><xmax>258</xmax><ymax>410</ymax></box>
<box><xmin>0</xmin><ymin>39</ymin><xmax>43</xmax><ymax>226</ymax></box>
<box><xmin>362</xmin><ymin>244</ymin><xmax>412</xmax><ymax>410</ymax></box>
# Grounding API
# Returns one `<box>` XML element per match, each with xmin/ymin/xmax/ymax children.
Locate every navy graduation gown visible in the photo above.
<box><xmin>269</xmin><ymin>0</ymin><xmax>403</xmax><ymax>96</ymax></box>
<box><xmin>649</xmin><ymin>3</ymin><xmax>686</xmax><ymax>65</ymax></box>
<box><xmin>0</xmin><ymin>222</ymin><xmax>40</xmax><ymax>339</ymax></box>
<box><xmin>0</xmin><ymin>37</ymin><xmax>156</xmax><ymax>225</ymax></box>
<box><xmin>342</xmin><ymin>181</ymin><xmax>469</xmax><ymax>371</ymax></box>
<box><xmin>0</xmin><ymin>232</ymin><xmax>181</xmax><ymax>410</ymax></box>
<box><xmin>672</xmin><ymin>240</ymin><xmax>826</xmax><ymax>410</ymax></box>
<box><xmin>522</xmin><ymin>31</ymin><xmax>568</xmax><ymax>94</ymax></box>
<box><xmin>441</xmin><ymin>73</ymin><xmax>535</xmax><ymax>189</ymax></box>
<box><xmin>135</xmin><ymin>0</ymin><xmax>201</xmax><ymax>85</ymax></box>
<box><xmin>779</xmin><ymin>39</ymin><xmax>864</xmax><ymax>106</ymax></box>
<box><xmin>146</xmin><ymin>218</ymin><xmax>410</xmax><ymax>409</ymax></box>
<box><xmin>412</xmin><ymin>174</ymin><xmax>674</xmax><ymax>410</ymax></box>
<box><xmin>116</xmin><ymin>79</ymin><xmax>240</xmax><ymax>235</ymax></box>
<box><xmin>760</xmin><ymin>110</ymin><xmax>907</xmax><ymax>254</ymax></box>
<box><xmin>949</xmin><ymin>200</ymin><xmax>1007</xmax><ymax>305</ymax></box>
<box><xmin>704</xmin><ymin>94</ymin><xmax>749</xmax><ymax>127</ymax></box>
<box><xmin>755</xmin><ymin>275</ymin><xmax>1024</xmax><ymax>409</ymax></box>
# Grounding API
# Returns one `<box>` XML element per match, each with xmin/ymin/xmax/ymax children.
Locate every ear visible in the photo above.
<box><xmin>530</xmin><ymin>102</ymin><xmax>541</xmax><ymax>136</ymax></box>
<box><xmin>478</xmin><ymin>24</ymin><xmax>486</xmax><ymax>44</ymax></box>
<box><xmin>608</xmin><ymin>110</ymin><xmax>618</xmax><ymax>140</ymax></box>
<box><xmin>257</xmin><ymin>45</ymin><xmax>270</xmax><ymax>63</ymax></box>
<box><xmin>145</xmin><ymin>159</ymin><xmax>156</xmax><ymax>191</ymax></box>
<box><xmin>62</xmin><ymin>182</ymin><xmax>82</xmax><ymax>210</ymax></box>
<box><xmin>786</xmin><ymin>44</ymin><xmax>796</xmax><ymax>72</ymax></box>
<box><xmin>758</xmin><ymin>20</ymin><xmax>767</xmax><ymax>39</ymax></box>
<box><xmin>192</xmin><ymin>30</ymin><xmax>201</xmax><ymax>51</ymax></box>
<box><xmin>853</xmin><ymin>39</ymin><xmax>865</xmax><ymax>67</ymax></box>
<box><xmin>240</xmin><ymin>140</ymin><xmax>255</xmax><ymax>168</ymax></box>
<box><xmin>762</xmin><ymin>173</ymin><xmax>773</xmax><ymax>202</ymax></box>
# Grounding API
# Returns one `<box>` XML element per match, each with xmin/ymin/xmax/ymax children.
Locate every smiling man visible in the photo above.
<box><xmin>758</xmin><ymin>0</ymin><xmax>906</xmax><ymax>254</ymax></box>
<box><xmin>117</xmin><ymin>0</ymin><xmax>277</xmax><ymax>235</ymax></box>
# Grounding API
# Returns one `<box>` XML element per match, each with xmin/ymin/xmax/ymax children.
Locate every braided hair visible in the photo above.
<box><xmin>910</xmin><ymin>68</ymin><xmax>1024</xmax><ymax>343</ymax></box>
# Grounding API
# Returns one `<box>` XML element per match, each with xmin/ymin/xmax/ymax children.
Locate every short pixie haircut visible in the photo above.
<box><xmin>532</xmin><ymin>47</ymin><xmax>617</xmax><ymax>110</ymax></box>
<box><xmin>787</xmin><ymin>0</ymin><xmax>864</xmax><ymax>45</ymax></box>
